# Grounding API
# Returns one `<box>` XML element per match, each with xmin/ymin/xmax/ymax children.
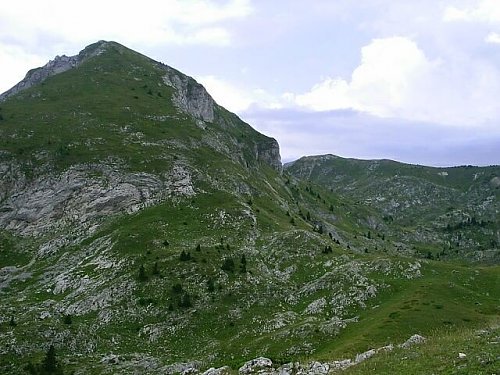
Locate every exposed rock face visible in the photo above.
<box><xmin>0</xmin><ymin>56</ymin><xmax>78</xmax><ymax>101</ymax></box>
<box><xmin>0</xmin><ymin>163</ymin><xmax>166</xmax><ymax>236</ymax></box>
<box><xmin>256</xmin><ymin>138</ymin><xmax>283</xmax><ymax>173</ymax></box>
<box><xmin>162</xmin><ymin>67</ymin><xmax>215</xmax><ymax>123</ymax></box>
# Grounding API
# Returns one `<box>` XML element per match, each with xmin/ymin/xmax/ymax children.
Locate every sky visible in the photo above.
<box><xmin>1</xmin><ymin>0</ymin><xmax>499</xmax><ymax>166</ymax></box>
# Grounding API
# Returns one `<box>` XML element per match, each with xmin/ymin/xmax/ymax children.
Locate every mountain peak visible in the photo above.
<box><xmin>0</xmin><ymin>40</ymin><xmax>120</xmax><ymax>101</ymax></box>
<box><xmin>0</xmin><ymin>40</ymin><xmax>282</xmax><ymax>172</ymax></box>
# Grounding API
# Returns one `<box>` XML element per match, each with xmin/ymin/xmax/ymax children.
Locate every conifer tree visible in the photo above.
<box><xmin>152</xmin><ymin>262</ymin><xmax>160</xmax><ymax>276</ymax></box>
<box><xmin>138</xmin><ymin>264</ymin><xmax>148</xmax><ymax>282</ymax></box>
<box><xmin>240</xmin><ymin>254</ymin><xmax>247</xmax><ymax>273</ymax></box>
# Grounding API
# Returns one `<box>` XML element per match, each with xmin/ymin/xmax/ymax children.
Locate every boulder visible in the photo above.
<box><xmin>239</xmin><ymin>357</ymin><xmax>273</xmax><ymax>374</ymax></box>
<box><xmin>400</xmin><ymin>334</ymin><xmax>426</xmax><ymax>348</ymax></box>
<box><xmin>202</xmin><ymin>366</ymin><xmax>231</xmax><ymax>375</ymax></box>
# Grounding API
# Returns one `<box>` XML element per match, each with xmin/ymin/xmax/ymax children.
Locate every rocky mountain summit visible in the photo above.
<box><xmin>0</xmin><ymin>41</ymin><xmax>112</xmax><ymax>101</ymax></box>
<box><xmin>0</xmin><ymin>42</ymin><xmax>498</xmax><ymax>375</ymax></box>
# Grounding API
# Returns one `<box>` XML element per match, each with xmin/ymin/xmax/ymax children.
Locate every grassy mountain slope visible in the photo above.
<box><xmin>285</xmin><ymin>154</ymin><xmax>500</xmax><ymax>263</ymax></box>
<box><xmin>0</xmin><ymin>42</ymin><xmax>498</xmax><ymax>374</ymax></box>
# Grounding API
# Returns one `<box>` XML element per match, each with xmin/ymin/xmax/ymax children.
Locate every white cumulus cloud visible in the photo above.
<box><xmin>443</xmin><ymin>0</ymin><xmax>500</xmax><ymax>23</ymax></box>
<box><xmin>0</xmin><ymin>0</ymin><xmax>253</xmax><ymax>93</ymax></box>
<box><xmin>0</xmin><ymin>44</ymin><xmax>47</xmax><ymax>92</ymax></box>
<box><xmin>292</xmin><ymin>37</ymin><xmax>435</xmax><ymax>118</ymax></box>
<box><xmin>287</xmin><ymin>36</ymin><xmax>500</xmax><ymax>126</ymax></box>
<box><xmin>486</xmin><ymin>31</ymin><xmax>500</xmax><ymax>43</ymax></box>
<box><xmin>197</xmin><ymin>75</ymin><xmax>284</xmax><ymax>113</ymax></box>
<box><xmin>0</xmin><ymin>0</ymin><xmax>252</xmax><ymax>48</ymax></box>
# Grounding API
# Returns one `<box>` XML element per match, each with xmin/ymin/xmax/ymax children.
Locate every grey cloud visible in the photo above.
<box><xmin>241</xmin><ymin>108</ymin><xmax>500</xmax><ymax>167</ymax></box>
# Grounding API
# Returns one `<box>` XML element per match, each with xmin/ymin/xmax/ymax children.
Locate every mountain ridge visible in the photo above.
<box><xmin>285</xmin><ymin>153</ymin><xmax>500</xmax><ymax>173</ymax></box>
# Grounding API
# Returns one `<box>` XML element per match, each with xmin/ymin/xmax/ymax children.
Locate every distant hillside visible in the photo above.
<box><xmin>285</xmin><ymin>154</ymin><xmax>500</xmax><ymax>262</ymax></box>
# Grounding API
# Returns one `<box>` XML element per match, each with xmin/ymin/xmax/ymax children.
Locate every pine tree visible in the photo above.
<box><xmin>152</xmin><ymin>262</ymin><xmax>160</xmax><ymax>276</ymax></box>
<box><xmin>221</xmin><ymin>258</ymin><xmax>235</xmax><ymax>272</ymax></box>
<box><xmin>207</xmin><ymin>278</ymin><xmax>215</xmax><ymax>292</ymax></box>
<box><xmin>42</xmin><ymin>345</ymin><xmax>58</xmax><ymax>373</ymax></box>
<box><xmin>63</xmin><ymin>314</ymin><xmax>72</xmax><ymax>325</ymax></box>
<box><xmin>172</xmin><ymin>283</ymin><xmax>183</xmax><ymax>294</ymax></box>
<box><xmin>138</xmin><ymin>264</ymin><xmax>148</xmax><ymax>282</ymax></box>
<box><xmin>180</xmin><ymin>250</ymin><xmax>191</xmax><ymax>261</ymax></box>
<box><xmin>180</xmin><ymin>293</ymin><xmax>192</xmax><ymax>308</ymax></box>
<box><xmin>240</xmin><ymin>254</ymin><xmax>247</xmax><ymax>273</ymax></box>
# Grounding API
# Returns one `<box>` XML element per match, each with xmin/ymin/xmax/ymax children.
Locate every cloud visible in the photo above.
<box><xmin>486</xmin><ymin>31</ymin><xmax>500</xmax><ymax>43</ymax></box>
<box><xmin>291</xmin><ymin>37</ymin><xmax>435</xmax><ymax>116</ymax></box>
<box><xmin>0</xmin><ymin>44</ymin><xmax>47</xmax><ymax>92</ymax></box>
<box><xmin>0</xmin><ymin>0</ymin><xmax>253</xmax><ymax>92</ymax></box>
<box><xmin>196</xmin><ymin>75</ymin><xmax>284</xmax><ymax>113</ymax></box>
<box><xmin>443</xmin><ymin>0</ymin><xmax>500</xmax><ymax>24</ymax></box>
<box><xmin>244</xmin><ymin>107</ymin><xmax>500</xmax><ymax>166</ymax></box>
<box><xmin>286</xmin><ymin>36</ymin><xmax>500</xmax><ymax>126</ymax></box>
<box><xmin>197</xmin><ymin>75</ymin><xmax>254</xmax><ymax>112</ymax></box>
<box><xmin>0</xmin><ymin>0</ymin><xmax>252</xmax><ymax>48</ymax></box>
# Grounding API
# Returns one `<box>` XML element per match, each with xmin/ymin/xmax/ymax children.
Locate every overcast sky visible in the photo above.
<box><xmin>1</xmin><ymin>0</ymin><xmax>499</xmax><ymax>166</ymax></box>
